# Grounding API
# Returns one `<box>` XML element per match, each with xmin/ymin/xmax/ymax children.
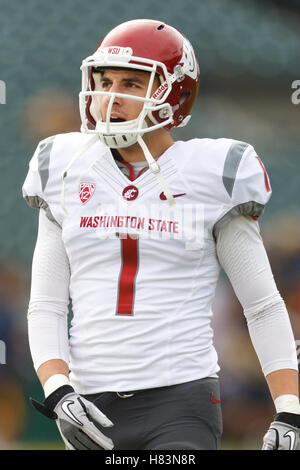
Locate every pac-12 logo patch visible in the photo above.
<box><xmin>122</xmin><ymin>185</ymin><xmax>139</xmax><ymax>201</ymax></box>
<box><xmin>79</xmin><ymin>182</ymin><xmax>96</xmax><ymax>204</ymax></box>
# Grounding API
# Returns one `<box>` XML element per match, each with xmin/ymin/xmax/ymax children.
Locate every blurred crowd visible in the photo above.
<box><xmin>0</xmin><ymin>260</ymin><xmax>30</xmax><ymax>447</ymax></box>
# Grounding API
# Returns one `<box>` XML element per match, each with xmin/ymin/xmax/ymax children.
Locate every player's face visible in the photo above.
<box><xmin>96</xmin><ymin>69</ymin><xmax>160</xmax><ymax>123</ymax></box>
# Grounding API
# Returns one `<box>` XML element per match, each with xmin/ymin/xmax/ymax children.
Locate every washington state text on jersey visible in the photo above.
<box><xmin>80</xmin><ymin>215</ymin><xmax>179</xmax><ymax>233</ymax></box>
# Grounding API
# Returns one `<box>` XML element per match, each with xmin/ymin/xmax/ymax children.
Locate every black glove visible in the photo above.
<box><xmin>30</xmin><ymin>385</ymin><xmax>114</xmax><ymax>450</ymax></box>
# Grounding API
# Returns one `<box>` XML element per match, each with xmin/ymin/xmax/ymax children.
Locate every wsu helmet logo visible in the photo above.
<box><xmin>180</xmin><ymin>38</ymin><xmax>199</xmax><ymax>80</ymax></box>
<box><xmin>122</xmin><ymin>185</ymin><xmax>139</xmax><ymax>201</ymax></box>
<box><xmin>79</xmin><ymin>182</ymin><xmax>96</xmax><ymax>204</ymax></box>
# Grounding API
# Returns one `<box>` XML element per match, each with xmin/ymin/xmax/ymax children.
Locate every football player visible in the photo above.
<box><xmin>23</xmin><ymin>19</ymin><xmax>300</xmax><ymax>450</ymax></box>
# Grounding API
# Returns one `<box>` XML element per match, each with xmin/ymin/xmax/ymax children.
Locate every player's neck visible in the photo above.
<box><xmin>116</xmin><ymin>128</ymin><xmax>175</xmax><ymax>163</ymax></box>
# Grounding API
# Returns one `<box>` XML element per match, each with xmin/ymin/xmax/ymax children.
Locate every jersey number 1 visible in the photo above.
<box><xmin>116</xmin><ymin>235</ymin><xmax>139</xmax><ymax>315</ymax></box>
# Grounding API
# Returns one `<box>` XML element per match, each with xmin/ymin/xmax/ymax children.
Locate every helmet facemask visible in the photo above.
<box><xmin>79</xmin><ymin>50</ymin><xmax>185</xmax><ymax>148</ymax></box>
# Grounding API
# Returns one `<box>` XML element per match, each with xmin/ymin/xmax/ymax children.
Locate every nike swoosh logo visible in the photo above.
<box><xmin>61</xmin><ymin>400</ymin><xmax>83</xmax><ymax>426</ymax></box>
<box><xmin>160</xmin><ymin>192</ymin><xmax>186</xmax><ymax>200</ymax></box>
<box><xmin>211</xmin><ymin>392</ymin><xmax>221</xmax><ymax>404</ymax></box>
<box><xmin>284</xmin><ymin>430</ymin><xmax>296</xmax><ymax>450</ymax></box>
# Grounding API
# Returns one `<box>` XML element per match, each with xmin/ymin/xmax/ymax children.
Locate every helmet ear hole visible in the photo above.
<box><xmin>179</xmin><ymin>91</ymin><xmax>190</xmax><ymax>105</ymax></box>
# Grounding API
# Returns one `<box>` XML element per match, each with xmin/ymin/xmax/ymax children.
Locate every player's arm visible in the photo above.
<box><xmin>28</xmin><ymin>208</ymin><xmax>70</xmax><ymax>377</ymax></box>
<box><xmin>266</xmin><ymin>369</ymin><xmax>299</xmax><ymax>402</ymax></box>
<box><xmin>216</xmin><ymin>214</ymin><xmax>300</xmax><ymax>450</ymax></box>
<box><xmin>37</xmin><ymin>359</ymin><xmax>69</xmax><ymax>387</ymax></box>
<box><xmin>28</xmin><ymin>209</ymin><xmax>114</xmax><ymax>450</ymax></box>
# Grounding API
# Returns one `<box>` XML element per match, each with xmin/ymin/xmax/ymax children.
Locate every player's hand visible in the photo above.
<box><xmin>30</xmin><ymin>385</ymin><xmax>114</xmax><ymax>450</ymax></box>
<box><xmin>262</xmin><ymin>412</ymin><xmax>300</xmax><ymax>450</ymax></box>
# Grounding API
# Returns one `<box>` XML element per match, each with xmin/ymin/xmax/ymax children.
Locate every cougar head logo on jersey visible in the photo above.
<box><xmin>79</xmin><ymin>19</ymin><xmax>200</xmax><ymax>148</ymax></box>
<box><xmin>122</xmin><ymin>185</ymin><xmax>139</xmax><ymax>201</ymax></box>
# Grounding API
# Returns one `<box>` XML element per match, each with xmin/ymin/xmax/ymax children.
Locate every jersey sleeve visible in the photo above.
<box><xmin>22</xmin><ymin>136</ymin><xmax>59</xmax><ymax>225</ymax></box>
<box><xmin>213</xmin><ymin>141</ymin><xmax>272</xmax><ymax>239</ymax></box>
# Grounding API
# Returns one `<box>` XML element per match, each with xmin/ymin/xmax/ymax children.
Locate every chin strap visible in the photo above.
<box><xmin>60</xmin><ymin>134</ymin><xmax>99</xmax><ymax>214</ymax></box>
<box><xmin>137</xmin><ymin>136</ymin><xmax>175</xmax><ymax>207</ymax></box>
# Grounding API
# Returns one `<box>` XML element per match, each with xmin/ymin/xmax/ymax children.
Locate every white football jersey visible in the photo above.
<box><xmin>23</xmin><ymin>132</ymin><xmax>272</xmax><ymax>394</ymax></box>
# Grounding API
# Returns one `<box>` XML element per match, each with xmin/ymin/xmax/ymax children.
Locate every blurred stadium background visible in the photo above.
<box><xmin>0</xmin><ymin>0</ymin><xmax>299</xmax><ymax>450</ymax></box>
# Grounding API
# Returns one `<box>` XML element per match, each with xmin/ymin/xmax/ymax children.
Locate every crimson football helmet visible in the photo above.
<box><xmin>79</xmin><ymin>19</ymin><xmax>200</xmax><ymax>148</ymax></box>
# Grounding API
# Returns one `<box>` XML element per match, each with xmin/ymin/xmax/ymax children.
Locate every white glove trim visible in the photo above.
<box><xmin>44</xmin><ymin>374</ymin><xmax>70</xmax><ymax>398</ymax></box>
<box><xmin>274</xmin><ymin>394</ymin><xmax>300</xmax><ymax>414</ymax></box>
